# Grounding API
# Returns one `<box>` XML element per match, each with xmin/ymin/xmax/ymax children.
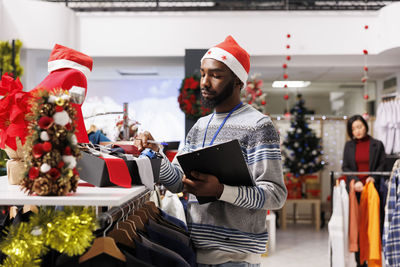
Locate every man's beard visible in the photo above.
<box><xmin>200</xmin><ymin>79</ymin><xmax>235</xmax><ymax>109</ymax></box>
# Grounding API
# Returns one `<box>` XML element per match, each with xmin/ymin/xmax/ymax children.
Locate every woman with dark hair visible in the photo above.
<box><xmin>342</xmin><ymin>114</ymin><xmax>385</xmax><ymax>191</ymax></box>
<box><xmin>342</xmin><ymin>114</ymin><xmax>386</xmax><ymax>267</ymax></box>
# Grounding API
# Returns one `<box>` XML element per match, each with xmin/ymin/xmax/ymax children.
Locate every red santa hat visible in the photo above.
<box><xmin>201</xmin><ymin>35</ymin><xmax>250</xmax><ymax>88</ymax></box>
<box><xmin>47</xmin><ymin>44</ymin><xmax>93</xmax><ymax>79</ymax></box>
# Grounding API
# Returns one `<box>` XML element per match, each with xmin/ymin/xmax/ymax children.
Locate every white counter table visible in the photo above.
<box><xmin>0</xmin><ymin>176</ymin><xmax>149</xmax><ymax>206</ymax></box>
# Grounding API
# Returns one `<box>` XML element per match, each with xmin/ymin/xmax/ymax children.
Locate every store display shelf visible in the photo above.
<box><xmin>0</xmin><ymin>176</ymin><xmax>149</xmax><ymax>206</ymax></box>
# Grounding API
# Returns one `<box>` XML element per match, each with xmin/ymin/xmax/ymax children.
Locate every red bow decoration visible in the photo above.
<box><xmin>0</xmin><ymin>73</ymin><xmax>31</xmax><ymax>150</ymax></box>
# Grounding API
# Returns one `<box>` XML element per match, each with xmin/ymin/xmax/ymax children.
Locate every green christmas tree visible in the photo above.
<box><xmin>282</xmin><ymin>94</ymin><xmax>324</xmax><ymax>178</ymax></box>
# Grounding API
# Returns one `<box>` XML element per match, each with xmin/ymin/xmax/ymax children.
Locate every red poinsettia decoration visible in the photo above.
<box><xmin>177</xmin><ymin>75</ymin><xmax>212</xmax><ymax>120</ymax></box>
<box><xmin>0</xmin><ymin>73</ymin><xmax>31</xmax><ymax>150</ymax></box>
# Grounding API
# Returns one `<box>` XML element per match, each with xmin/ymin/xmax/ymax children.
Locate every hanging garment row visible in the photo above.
<box><xmin>329</xmin><ymin>171</ymin><xmax>393</xmax><ymax>267</ymax></box>
<box><xmin>382</xmin><ymin>159</ymin><xmax>400</xmax><ymax>267</ymax></box>
<box><xmin>0</xmin><ymin>189</ymin><xmax>194</xmax><ymax>267</ymax></box>
<box><xmin>374</xmin><ymin>97</ymin><xmax>400</xmax><ymax>155</ymax></box>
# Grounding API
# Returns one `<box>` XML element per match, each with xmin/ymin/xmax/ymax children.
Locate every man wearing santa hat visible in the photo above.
<box><xmin>32</xmin><ymin>44</ymin><xmax>93</xmax><ymax>143</ymax></box>
<box><xmin>136</xmin><ymin>36</ymin><xmax>287</xmax><ymax>266</ymax></box>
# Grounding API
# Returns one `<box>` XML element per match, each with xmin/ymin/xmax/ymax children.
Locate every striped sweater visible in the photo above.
<box><xmin>158</xmin><ymin>103</ymin><xmax>287</xmax><ymax>256</ymax></box>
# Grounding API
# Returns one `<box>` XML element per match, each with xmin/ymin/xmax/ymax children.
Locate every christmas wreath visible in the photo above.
<box><xmin>177</xmin><ymin>75</ymin><xmax>212</xmax><ymax>120</ymax></box>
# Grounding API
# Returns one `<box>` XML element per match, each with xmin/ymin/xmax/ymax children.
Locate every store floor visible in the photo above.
<box><xmin>260</xmin><ymin>223</ymin><xmax>329</xmax><ymax>267</ymax></box>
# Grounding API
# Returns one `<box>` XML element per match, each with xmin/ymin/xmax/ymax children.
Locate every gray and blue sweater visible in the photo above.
<box><xmin>158</xmin><ymin>103</ymin><xmax>287</xmax><ymax>255</ymax></box>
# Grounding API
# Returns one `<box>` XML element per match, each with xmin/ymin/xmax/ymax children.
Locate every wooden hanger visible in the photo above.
<box><xmin>22</xmin><ymin>205</ymin><xmax>38</xmax><ymax>214</ymax></box>
<box><xmin>143</xmin><ymin>202</ymin><xmax>160</xmax><ymax>220</ymax></box>
<box><xmin>108</xmin><ymin>226</ymin><xmax>135</xmax><ymax>248</ymax></box>
<box><xmin>144</xmin><ymin>201</ymin><xmax>160</xmax><ymax>216</ymax></box>
<box><xmin>128</xmin><ymin>214</ymin><xmax>146</xmax><ymax>232</ymax></box>
<box><xmin>139</xmin><ymin>207</ymin><xmax>156</xmax><ymax>221</ymax></box>
<box><xmin>9</xmin><ymin>206</ymin><xmax>18</xmax><ymax>219</ymax></box>
<box><xmin>134</xmin><ymin>209</ymin><xmax>149</xmax><ymax>225</ymax></box>
<box><xmin>119</xmin><ymin>206</ymin><xmax>140</xmax><ymax>242</ymax></box>
<box><xmin>79</xmin><ymin>213</ymin><xmax>126</xmax><ymax>263</ymax></box>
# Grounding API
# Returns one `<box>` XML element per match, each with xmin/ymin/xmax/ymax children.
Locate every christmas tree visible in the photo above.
<box><xmin>282</xmin><ymin>94</ymin><xmax>324</xmax><ymax>178</ymax></box>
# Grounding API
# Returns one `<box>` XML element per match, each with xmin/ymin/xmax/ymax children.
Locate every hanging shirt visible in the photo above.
<box><xmin>359</xmin><ymin>182</ymin><xmax>382</xmax><ymax>267</ymax></box>
<box><xmin>383</xmin><ymin>165</ymin><xmax>400</xmax><ymax>266</ymax></box>
<box><xmin>329</xmin><ymin>185</ymin><xmax>346</xmax><ymax>267</ymax></box>
<box><xmin>348</xmin><ymin>180</ymin><xmax>359</xmax><ymax>253</ymax></box>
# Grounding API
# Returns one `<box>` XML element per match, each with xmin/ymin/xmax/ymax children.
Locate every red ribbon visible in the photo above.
<box><xmin>101</xmin><ymin>157</ymin><xmax>132</xmax><ymax>188</ymax></box>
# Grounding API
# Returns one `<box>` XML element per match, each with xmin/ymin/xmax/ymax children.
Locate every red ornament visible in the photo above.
<box><xmin>287</xmin><ymin>34</ymin><xmax>291</xmax><ymax>38</ymax></box>
<box><xmin>364</xmin><ymin>25</ymin><xmax>369</xmax><ymax>30</ymax></box>
<box><xmin>364</xmin><ymin>94</ymin><xmax>369</xmax><ymax>100</ymax></box>
<box><xmin>283</xmin><ymin>74</ymin><xmax>288</xmax><ymax>80</ymax></box>
<box><xmin>65</xmin><ymin>123</ymin><xmax>72</xmax><ymax>131</ymax></box>
<box><xmin>261</xmin><ymin>100</ymin><xmax>266</xmax><ymax>105</ymax></box>
<box><xmin>57</xmin><ymin>161</ymin><xmax>65</xmax><ymax>169</ymax></box>
<box><xmin>248</xmin><ymin>100</ymin><xmax>253</xmax><ymax>105</ymax></box>
<box><xmin>55</xmin><ymin>106</ymin><xmax>64</xmax><ymax>112</ymax></box>
<box><xmin>363</xmin><ymin>49</ymin><xmax>368</xmax><ymax>55</ymax></box>
<box><xmin>38</xmin><ymin>116</ymin><xmax>54</xmax><ymax>129</ymax></box>
<box><xmin>286</xmin><ymin>45</ymin><xmax>290</xmax><ymax>49</ymax></box>
<box><xmin>64</xmin><ymin>146</ymin><xmax>72</xmax><ymax>155</ymax></box>
<box><xmin>363</xmin><ymin>66</ymin><xmax>369</xmax><ymax>72</ymax></box>
<box><xmin>282</xmin><ymin>63</ymin><xmax>288</xmax><ymax>69</ymax></box>
<box><xmin>284</xmin><ymin>94</ymin><xmax>289</xmax><ymax>100</ymax></box>
<box><xmin>49</xmin><ymin>168</ymin><xmax>61</xmax><ymax>180</ymax></box>
<box><xmin>284</xmin><ymin>84</ymin><xmax>288</xmax><ymax>88</ymax></box>
<box><xmin>28</xmin><ymin>167</ymin><xmax>40</xmax><ymax>180</ymax></box>
<box><xmin>286</xmin><ymin>56</ymin><xmax>291</xmax><ymax>61</ymax></box>
<box><xmin>33</xmin><ymin>143</ymin><xmax>44</xmax><ymax>158</ymax></box>
<box><xmin>42</xmin><ymin>141</ymin><xmax>52</xmax><ymax>152</ymax></box>
<box><xmin>361</xmin><ymin>77</ymin><xmax>368</xmax><ymax>83</ymax></box>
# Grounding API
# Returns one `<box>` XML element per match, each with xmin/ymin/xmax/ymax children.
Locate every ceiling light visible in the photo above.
<box><xmin>272</xmin><ymin>81</ymin><xmax>311</xmax><ymax>88</ymax></box>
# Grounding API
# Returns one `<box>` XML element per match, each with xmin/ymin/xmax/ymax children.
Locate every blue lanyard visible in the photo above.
<box><xmin>202</xmin><ymin>102</ymin><xmax>243</xmax><ymax>147</ymax></box>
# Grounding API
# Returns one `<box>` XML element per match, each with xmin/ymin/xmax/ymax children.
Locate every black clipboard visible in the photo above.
<box><xmin>177</xmin><ymin>139</ymin><xmax>254</xmax><ymax>204</ymax></box>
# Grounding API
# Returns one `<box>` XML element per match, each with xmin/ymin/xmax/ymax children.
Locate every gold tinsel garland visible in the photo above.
<box><xmin>0</xmin><ymin>207</ymin><xmax>97</xmax><ymax>267</ymax></box>
<box><xmin>21</xmin><ymin>89</ymin><xmax>81</xmax><ymax>196</ymax></box>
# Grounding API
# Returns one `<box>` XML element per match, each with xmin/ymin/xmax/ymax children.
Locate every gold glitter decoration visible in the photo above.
<box><xmin>55</xmin><ymin>97</ymin><xmax>65</xmax><ymax>106</ymax></box>
<box><xmin>0</xmin><ymin>222</ymin><xmax>46</xmax><ymax>267</ymax></box>
<box><xmin>0</xmin><ymin>207</ymin><xmax>97</xmax><ymax>266</ymax></box>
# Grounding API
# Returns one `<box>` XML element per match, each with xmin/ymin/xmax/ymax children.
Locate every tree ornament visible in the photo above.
<box><xmin>40</xmin><ymin>131</ymin><xmax>50</xmax><ymax>141</ymax></box>
<box><xmin>240</xmin><ymin>75</ymin><xmax>267</xmax><ymax>113</ymax></box>
<box><xmin>284</xmin><ymin>94</ymin><xmax>289</xmax><ymax>100</ymax></box>
<box><xmin>363</xmin><ymin>49</ymin><xmax>368</xmax><ymax>55</ymax></box>
<box><xmin>286</xmin><ymin>45</ymin><xmax>290</xmax><ymax>49</ymax></box>
<box><xmin>362</xmin><ymin>113</ymin><xmax>369</xmax><ymax>120</ymax></box>
<box><xmin>53</xmin><ymin>110</ymin><xmax>70</xmax><ymax>126</ymax></box>
<box><xmin>300</xmin><ymin>169</ymin><xmax>305</xmax><ymax>175</ymax></box>
<box><xmin>294</xmin><ymin>142</ymin><xmax>299</xmax><ymax>148</ymax></box>
<box><xmin>364</xmin><ymin>25</ymin><xmax>369</xmax><ymax>30</ymax></box>
<box><xmin>284</xmin><ymin>84</ymin><xmax>288</xmax><ymax>88</ymax></box>
<box><xmin>312</xmin><ymin>150</ymin><xmax>317</xmax><ymax>155</ymax></box>
<box><xmin>282</xmin><ymin>63</ymin><xmax>288</xmax><ymax>69</ymax></box>
<box><xmin>286</xmin><ymin>55</ymin><xmax>291</xmax><ymax>61</ymax></box>
<box><xmin>283</xmin><ymin>73</ymin><xmax>288</xmax><ymax>80</ymax></box>
<box><xmin>363</xmin><ymin>66</ymin><xmax>369</xmax><ymax>72</ymax></box>
<box><xmin>361</xmin><ymin>77</ymin><xmax>368</xmax><ymax>83</ymax></box>
<box><xmin>364</xmin><ymin>94</ymin><xmax>369</xmax><ymax>100</ymax></box>
<box><xmin>287</xmin><ymin>34</ymin><xmax>291</xmax><ymax>38</ymax></box>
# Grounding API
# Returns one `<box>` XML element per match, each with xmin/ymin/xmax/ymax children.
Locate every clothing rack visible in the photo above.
<box><xmin>329</xmin><ymin>171</ymin><xmax>392</xmax><ymax>211</ymax></box>
<box><xmin>97</xmin><ymin>188</ymin><xmax>151</xmax><ymax>230</ymax></box>
<box><xmin>381</xmin><ymin>92</ymin><xmax>398</xmax><ymax>101</ymax></box>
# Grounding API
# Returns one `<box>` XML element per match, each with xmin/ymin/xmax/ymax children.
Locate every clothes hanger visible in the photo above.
<box><xmin>144</xmin><ymin>201</ymin><xmax>160</xmax><ymax>215</ymax></box>
<box><xmin>79</xmin><ymin>213</ymin><xmax>126</xmax><ymax>263</ymax></box>
<box><xmin>120</xmin><ymin>204</ymin><xmax>140</xmax><ymax>241</ymax></box>
<box><xmin>134</xmin><ymin>208</ymin><xmax>149</xmax><ymax>225</ymax></box>
<box><xmin>109</xmin><ymin>207</ymin><xmax>137</xmax><ymax>246</ymax></box>
<box><xmin>139</xmin><ymin>207</ymin><xmax>156</xmax><ymax>221</ymax></box>
<box><xmin>9</xmin><ymin>206</ymin><xmax>18</xmax><ymax>219</ymax></box>
<box><xmin>22</xmin><ymin>205</ymin><xmax>38</xmax><ymax>214</ymax></box>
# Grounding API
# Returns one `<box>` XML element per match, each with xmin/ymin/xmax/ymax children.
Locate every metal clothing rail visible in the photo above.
<box><xmin>97</xmin><ymin>188</ymin><xmax>151</xmax><ymax>230</ymax></box>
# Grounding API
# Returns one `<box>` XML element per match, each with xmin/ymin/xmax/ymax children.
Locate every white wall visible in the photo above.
<box><xmin>2</xmin><ymin>0</ymin><xmax>400</xmax><ymax>57</ymax></box>
<box><xmin>77</xmin><ymin>11</ymin><xmax>380</xmax><ymax>57</ymax></box>
<box><xmin>1</xmin><ymin>0</ymin><xmax>77</xmax><ymax>49</ymax></box>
